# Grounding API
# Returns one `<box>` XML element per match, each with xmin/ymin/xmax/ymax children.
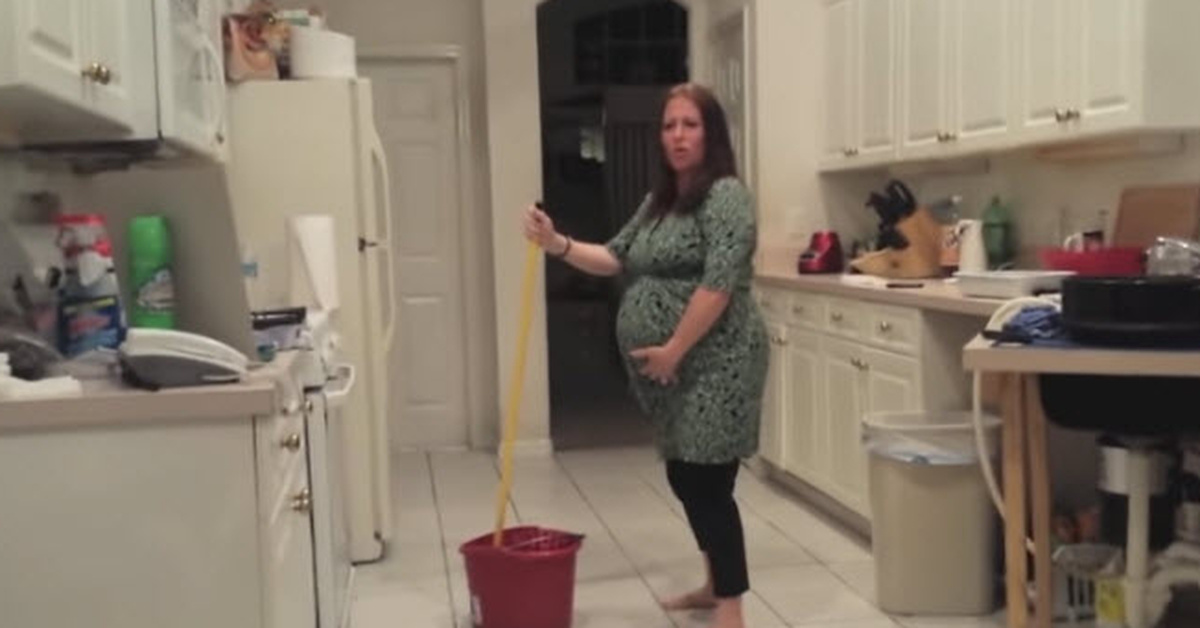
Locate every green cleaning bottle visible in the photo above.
<box><xmin>128</xmin><ymin>215</ymin><xmax>176</xmax><ymax>328</ymax></box>
<box><xmin>982</xmin><ymin>196</ymin><xmax>1014</xmax><ymax>269</ymax></box>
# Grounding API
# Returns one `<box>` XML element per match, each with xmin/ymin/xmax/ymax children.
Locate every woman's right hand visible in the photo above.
<box><xmin>524</xmin><ymin>205</ymin><xmax>563</xmax><ymax>252</ymax></box>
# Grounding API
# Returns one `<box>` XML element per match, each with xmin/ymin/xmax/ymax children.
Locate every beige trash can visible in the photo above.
<box><xmin>864</xmin><ymin>411</ymin><xmax>1001</xmax><ymax>616</ymax></box>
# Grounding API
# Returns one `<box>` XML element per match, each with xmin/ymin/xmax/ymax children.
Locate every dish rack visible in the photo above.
<box><xmin>1042</xmin><ymin>544</ymin><xmax>1122</xmax><ymax>624</ymax></box>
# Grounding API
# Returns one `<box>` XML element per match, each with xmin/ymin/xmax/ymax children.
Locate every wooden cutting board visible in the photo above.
<box><xmin>1112</xmin><ymin>183</ymin><xmax>1200</xmax><ymax>247</ymax></box>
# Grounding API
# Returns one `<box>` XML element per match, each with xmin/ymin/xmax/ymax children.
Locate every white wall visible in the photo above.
<box><xmin>282</xmin><ymin>0</ymin><xmax>502</xmax><ymax>449</ymax></box>
<box><xmin>481</xmin><ymin>0</ymin><xmax>552</xmax><ymax>453</ymax></box>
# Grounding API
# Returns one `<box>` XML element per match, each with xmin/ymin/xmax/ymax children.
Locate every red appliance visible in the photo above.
<box><xmin>798</xmin><ymin>231</ymin><xmax>845</xmax><ymax>274</ymax></box>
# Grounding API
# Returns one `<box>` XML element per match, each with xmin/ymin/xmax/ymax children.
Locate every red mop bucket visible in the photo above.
<box><xmin>460</xmin><ymin>526</ymin><xmax>585</xmax><ymax>628</ymax></box>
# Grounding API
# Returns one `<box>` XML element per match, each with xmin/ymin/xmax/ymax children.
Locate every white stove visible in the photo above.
<box><xmin>291</xmin><ymin>308</ymin><xmax>355</xmax><ymax>628</ymax></box>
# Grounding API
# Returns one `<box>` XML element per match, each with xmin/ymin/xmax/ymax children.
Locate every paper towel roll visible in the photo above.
<box><xmin>288</xmin><ymin>214</ymin><xmax>340</xmax><ymax>311</ymax></box>
<box><xmin>290</xmin><ymin>27</ymin><xmax>357</xmax><ymax>79</ymax></box>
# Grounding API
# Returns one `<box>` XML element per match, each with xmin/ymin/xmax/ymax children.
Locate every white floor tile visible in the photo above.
<box><xmin>352</xmin><ymin>446</ymin><xmax>998</xmax><ymax>628</ymax></box>
<box><xmin>893</xmin><ymin>613</ymin><xmax>1007</xmax><ymax>628</ymax></box>
<box><xmin>752</xmin><ymin>564</ymin><xmax>891</xmax><ymax>625</ymax></box>
<box><xmin>572</xmin><ymin>576</ymin><xmax>675</xmax><ymax>628</ymax></box>
<box><xmin>351</xmin><ymin>576</ymin><xmax>455</xmax><ymax>628</ymax></box>
<box><xmin>829</xmin><ymin>560</ymin><xmax>877</xmax><ymax>604</ymax></box>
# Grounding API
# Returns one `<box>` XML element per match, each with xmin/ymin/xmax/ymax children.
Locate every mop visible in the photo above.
<box><xmin>459</xmin><ymin>222</ymin><xmax>584</xmax><ymax>628</ymax></box>
<box><xmin>492</xmin><ymin>238</ymin><xmax>540</xmax><ymax>546</ymax></box>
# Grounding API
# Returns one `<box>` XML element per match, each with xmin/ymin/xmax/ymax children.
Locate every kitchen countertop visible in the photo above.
<box><xmin>755</xmin><ymin>262</ymin><xmax>1005</xmax><ymax>318</ymax></box>
<box><xmin>0</xmin><ymin>352</ymin><xmax>299</xmax><ymax>432</ymax></box>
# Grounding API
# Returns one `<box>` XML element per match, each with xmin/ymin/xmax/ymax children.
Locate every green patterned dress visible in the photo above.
<box><xmin>606</xmin><ymin>177</ymin><xmax>769</xmax><ymax>464</ymax></box>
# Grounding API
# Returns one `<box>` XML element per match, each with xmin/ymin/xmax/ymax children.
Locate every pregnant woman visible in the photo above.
<box><xmin>524</xmin><ymin>83</ymin><xmax>768</xmax><ymax>628</ymax></box>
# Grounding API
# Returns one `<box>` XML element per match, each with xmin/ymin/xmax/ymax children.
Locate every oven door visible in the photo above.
<box><xmin>308</xmin><ymin>363</ymin><xmax>355</xmax><ymax>627</ymax></box>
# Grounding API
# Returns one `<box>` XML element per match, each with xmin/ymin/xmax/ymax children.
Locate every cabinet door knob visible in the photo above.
<box><xmin>1066</xmin><ymin>108</ymin><xmax>1082</xmax><ymax>121</ymax></box>
<box><xmin>1054</xmin><ymin>108</ymin><xmax>1069</xmax><ymax>123</ymax></box>
<box><xmin>305</xmin><ymin>399</ymin><xmax>315</xmax><ymax>414</ymax></box>
<box><xmin>831</xmin><ymin>312</ymin><xmax>844</xmax><ymax>322</ymax></box>
<box><xmin>878</xmin><ymin>321</ymin><xmax>893</xmax><ymax>332</ymax></box>
<box><xmin>792</xmin><ymin>305</ymin><xmax>805</xmax><ymax>314</ymax></box>
<box><xmin>847</xmin><ymin>147</ymin><xmax>859</xmax><ymax>157</ymax></box>
<box><xmin>281</xmin><ymin>433</ymin><xmax>302</xmax><ymax>451</ymax></box>
<box><xmin>291</xmin><ymin>488</ymin><xmax>312</xmax><ymax>513</ymax></box>
<box><xmin>82</xmin><ymin>63</ymin><xmax>113</xmax><ymax>85</ymax></box>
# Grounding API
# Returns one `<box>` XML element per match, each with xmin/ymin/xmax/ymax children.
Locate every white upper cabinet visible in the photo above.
<box><xmin>820</xmin><ymin>0</ymin><xmax>898</xmax><ymax>170</ymax></box>
<box><xmin>855</xmin><ymin>0</ymin><xmax>898</xmax><ymax>161</ymax></box>
<box><xmin>84</xmin><ymin>0</ymin><xmax>157</xmax><ymax>138</ymax></box>
<box><xmin>900</xmin><ymin>0</ymin><xmax>1011</xmax><ymax>159</ymax></box>
<box><xmin>11</xmin><ymin>0</ymin><xmax>89</xmax><ymax>112</ymax></box>
<box><xmin>899</xmin><ymin>0</ymin><xmax>950</xmax><ymax>156</ymax></box>
<box><xmin>0</xmin><ymin>0</ymin><xmax>156</xmax><ymax>143</ymax></box>
<box><xmin>820</xmin><ymin>0</ymin><xmax>854</xmax><ymax>165</ymax></box>
<box><xmin>824</xmin><ymin>0</ymin><xmax>1200</xmax><ymax>170</ymax></box>
<box><xmin>949</xmin><ymin>0</ymin><xmax>1011</xmax><ymax>146</ymax></box>
<box><xmin>0</xmin><ymin>0</ymin><xmax>225</xmax><ymax>157</ymax></box>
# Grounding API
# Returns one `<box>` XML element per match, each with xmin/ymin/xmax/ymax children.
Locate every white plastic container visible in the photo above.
<box><xmin>954</xmin><ymin>270</ymin><xmax>1075</xmax><ymax>299</ymax></box>
<box><xmin>864</xmin><ymin>411</ymin><xmax>1002</xmax><ymax>616</ymax></box>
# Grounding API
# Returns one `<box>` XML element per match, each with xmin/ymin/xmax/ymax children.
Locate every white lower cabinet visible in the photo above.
<box><xmin>758</xmin><ymin>320</ymin><xmax>788</xmax><ymax>466</ymax></box>
<box><xmin>0</xmin><ymin>406</ymin><xmax>319</xmax><ymax>628</ymax></box>
<box><xmin>756</xmin><ymin>284</ymin><xmax>946</xmax><ymax>521</ymax></box>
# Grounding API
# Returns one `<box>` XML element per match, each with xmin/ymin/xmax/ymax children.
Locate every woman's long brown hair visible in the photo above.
<box><xmin>648</xmin><ymin>83</ymin><xmax>739</xmax><ymax>218</ymax></box>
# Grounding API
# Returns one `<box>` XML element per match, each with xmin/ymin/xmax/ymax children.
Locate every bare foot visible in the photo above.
<box><xmin>711</xmin><ymin>596</ymin><xmax>746</xmax><ymax>628</ymax></box>
<box><xmin>659</xmin><ymin>587</ymin><xmax>717</xmax><ymax>611</ymax></box>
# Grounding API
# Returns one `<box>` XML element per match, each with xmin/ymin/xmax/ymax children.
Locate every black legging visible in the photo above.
<box><xmin>665</xmin><ymin>459</ymin><xmax>749</xmax><ymax>598</ymax></box>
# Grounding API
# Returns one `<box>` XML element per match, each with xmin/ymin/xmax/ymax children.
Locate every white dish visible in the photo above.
<box><xmin>954</xmin><ymin>270</ymin><xmax>1075</xmax><ymax>299</ymax></box>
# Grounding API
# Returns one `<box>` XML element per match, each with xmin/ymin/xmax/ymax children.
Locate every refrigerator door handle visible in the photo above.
<box><xmin>367</xmin><ymin>130</ymin><xmax>397</xmax><ymax>353</ymax></box>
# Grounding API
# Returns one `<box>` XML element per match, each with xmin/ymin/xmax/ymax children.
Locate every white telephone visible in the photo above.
<box><xmin>119</xmin><ymin>329</ymin><xmax>250</xmax><ymax>389</ymax></box>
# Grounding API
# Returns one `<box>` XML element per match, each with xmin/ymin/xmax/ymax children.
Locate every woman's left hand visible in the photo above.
<box><xmin>630</xmin><ymin>344</ymin><xmax>684</xmax><ymax>386</ymax></box>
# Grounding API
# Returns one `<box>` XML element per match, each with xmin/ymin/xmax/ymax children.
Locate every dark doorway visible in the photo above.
<box><xmin>536</xmin><ymin>0</ymin><xmax>689</xmax><ymax>450</ymax></box>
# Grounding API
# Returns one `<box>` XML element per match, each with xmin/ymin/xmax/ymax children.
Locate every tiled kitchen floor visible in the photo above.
<box><xmin>350</xmin><ymin>446</ymin><xmax>1010</xmax><ymax>628</ymax></box>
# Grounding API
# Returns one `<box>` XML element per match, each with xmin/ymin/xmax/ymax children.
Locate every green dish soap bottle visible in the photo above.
<box><xmin>982</xmin><ymin>196</ymin><xmax>1014</xmax><ymax>269</ymax></box>
<box><xmin>128</xmin><ymin>215</ymin><xmax>176</xmax><ymax>328</ymax></box>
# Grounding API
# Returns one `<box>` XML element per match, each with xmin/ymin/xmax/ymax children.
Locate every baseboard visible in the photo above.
<box><xmin>498</xmin><ymin>438</ymin><xmax>555</xmax><ymax>458</ymax></box>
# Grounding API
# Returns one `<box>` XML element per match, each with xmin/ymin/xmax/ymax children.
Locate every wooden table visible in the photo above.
<box><xmin>963</xmin><ymin>336</ymin><xmax>1200</xmax><ymax>628</ymax></box>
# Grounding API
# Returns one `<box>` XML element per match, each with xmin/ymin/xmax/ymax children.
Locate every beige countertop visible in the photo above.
<box><xmin>0</xmin><ymin>352</ymin><xmax>300</xmax><ymax>432</ymax></box>
<box><xmin>755</xmin><ymin>257</ymin><xmax>1004</xmax><ymax>318</ymax></box>
<box><xmin>963</xmin><ymin>335</ymin><xmax>1200</xmax><ymax>377</ymax></box>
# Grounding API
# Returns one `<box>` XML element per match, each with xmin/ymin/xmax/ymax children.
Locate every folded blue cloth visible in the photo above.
<box><xmin>986</xmin><ymin>305</ymin><xmax>1073</xmax><ymax>346</ymax></box>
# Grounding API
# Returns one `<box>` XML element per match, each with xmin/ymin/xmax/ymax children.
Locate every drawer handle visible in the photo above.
<box><xmin>292</xmin><ymin>488</ymin><xmax>312</xmax><ymax>514</ymax></box>
<box><xmin>851</xmin><ymin>358</ymin><xmax>870</xmax><ymax>372</ymax></box>
<box><xmin>831</xmin><ymin>312</ymin><xmax>844</xmax><ymax>322</ymax></box>
<box><xmin>878</xmin><ymin>321</ymin><xmax>893</xmax><ymax>333</ymax></box>
<box><xmin>281</xmin><ymin>433</ymin><xmax>302</xmax><ymax>451</ymax></box>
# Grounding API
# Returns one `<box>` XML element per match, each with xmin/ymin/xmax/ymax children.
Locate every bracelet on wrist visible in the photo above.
<box><xmin>553</xmin><ymin>235</ymin><xmax>573</xmax><ymax>258</ymax></box>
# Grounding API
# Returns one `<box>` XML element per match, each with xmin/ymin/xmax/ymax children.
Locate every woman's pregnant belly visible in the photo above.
<box><xmin>614</xmin><ymin>277</ymin><xmax>694</xmax><ymax>353</ymax></box>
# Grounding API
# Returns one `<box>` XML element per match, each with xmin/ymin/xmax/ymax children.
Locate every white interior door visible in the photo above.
<box><xmin>361</xmin><ymin>56</ymin><xmax>470</xmax><ymax>450</ymax></box>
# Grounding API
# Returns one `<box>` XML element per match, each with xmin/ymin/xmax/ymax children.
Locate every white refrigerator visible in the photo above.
<box><xmin>225</xmin><ymin>79</ymin><xmax>395</xmax><ymax>564</ymax></box>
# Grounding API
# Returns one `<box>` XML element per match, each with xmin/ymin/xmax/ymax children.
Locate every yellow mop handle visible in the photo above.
<box><xmin>493</xmin><ymin>240</ymin><xmax>541</xmax><ymax>547</ymax></box>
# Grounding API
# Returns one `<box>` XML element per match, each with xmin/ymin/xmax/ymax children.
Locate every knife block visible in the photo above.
<box><xmin>851</xmin><ymin>206</ymin><xmax>943</xmax><ymax>279</ymax></box>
